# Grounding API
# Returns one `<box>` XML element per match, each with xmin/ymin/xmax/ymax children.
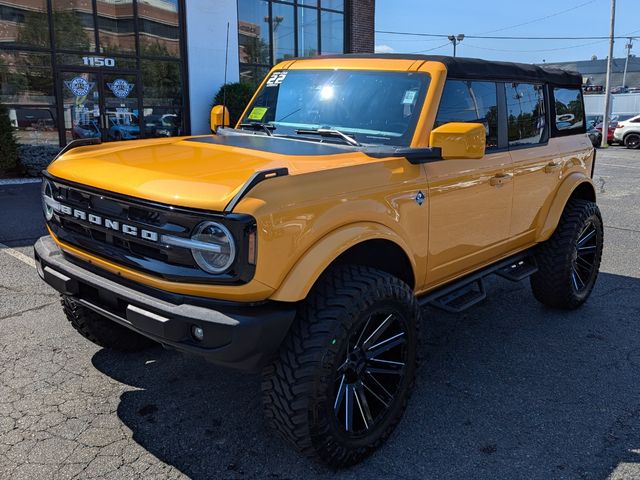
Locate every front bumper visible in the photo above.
<box><xmin>34</xmin><ymin>235</ymin><xmax>296</xmax><ymax>371</ymax></box>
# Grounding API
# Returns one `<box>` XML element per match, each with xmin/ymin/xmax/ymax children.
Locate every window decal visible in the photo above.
<box><xmin>266</xmin><ymin>72</ymin><xmax>288</xmax><ymax>87</ymax></box>
<box><xmin>107</xmin><ymin>79</ymin><xmax>135</xmax><ymax>98</ymax></box>
<box><xmin>64</xmin><ymin>77</ymin><xmax>94</xmax><ymax>97</ymax></box>
<box><xmin>248</xmin><ymin>107</ymin><xmax>268</xmax><ymax>121</ymax></box>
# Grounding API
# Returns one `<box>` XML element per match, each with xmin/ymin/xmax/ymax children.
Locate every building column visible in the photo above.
<box><xmin>346</xmin><ymin>0</ymin><xmax>375</xmax><ymax>54</ymax></box>
<box><xmin>185</xmin><ymin>0</ymin><xmax>240</xmax><ymax>135</ymax></box>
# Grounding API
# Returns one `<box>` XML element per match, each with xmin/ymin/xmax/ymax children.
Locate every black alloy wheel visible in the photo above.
<box><xmin>333</xmin><ymin>310</ymin><xmax>408</xmax><ymax>436</ymax></box>
<box><xmin>262</xmin><ymin>265</ymin><xmax>420</xmax><ymax>467</ymax></box>
<box><xmin>531</xmin><ymin>198</ymin><xmax>603</xmax><ymax>309</ymax></box>
<box><xmin>625</xmin><ymin>133</ymin><xmax>640</xmax><ymax>149</ymax></box>
<box><xmin>571</xmin><ymin>220</ymin><xmax>599</xmax><ymax>293</ymax></box>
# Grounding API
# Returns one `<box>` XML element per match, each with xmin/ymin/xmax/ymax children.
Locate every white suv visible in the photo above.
<box><xmin>613</xmin><ymin>114</ymin><xmax>640</xmax><ymax>149</ymax></box>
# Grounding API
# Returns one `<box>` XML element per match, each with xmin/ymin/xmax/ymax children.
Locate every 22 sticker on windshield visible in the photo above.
<box><xmin>266</xmin><ymin>72</ymin><xmax>288</xmax><ymax>87</ymax></box>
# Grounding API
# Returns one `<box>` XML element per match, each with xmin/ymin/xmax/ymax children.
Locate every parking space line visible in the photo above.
<box><xmin>599</xmin><ymin>163</ymin><xmax>640</xmax><ymax>170</ymax></box>
<box><xmin>0</xmin><ymin>242</ymin><xmax>36</xmax><ymax>269</ymax></box>
<box><xmin>0</xmin><ymin>178</ymin><xmax>41</xmax><ymax>186</ymax></box>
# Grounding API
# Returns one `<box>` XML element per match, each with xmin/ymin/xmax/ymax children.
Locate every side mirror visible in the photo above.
<box><xmin>210</xmin><ymin>105</ymin><xmax>230</xmax><ymax>133</ymax></box>
<box><xmin>429</xmin><ymin>122</ymin><xmax>486</xmax><ymax>159</ymax></box>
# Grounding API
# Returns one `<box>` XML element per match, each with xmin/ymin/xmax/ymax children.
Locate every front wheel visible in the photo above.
<box><xmin>531</xmin><ymin>199</ymin><xmax>603</xmax><ymax>309</ymax></box>
<box><xmin>261</xmin><ymin>266</ymin><xmax>420</xmax><ymax>467</ymax></box>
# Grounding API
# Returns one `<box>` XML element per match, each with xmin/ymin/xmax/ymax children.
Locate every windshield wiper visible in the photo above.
<box><xmin>238</xmin><ymin>122</ymin><xmax>274</xmax><ymax>136</ymax></box>
<box><xmin>295</xmin><ymin>128</ymin><xmax>361</xmax><ymax>147</ymax></box>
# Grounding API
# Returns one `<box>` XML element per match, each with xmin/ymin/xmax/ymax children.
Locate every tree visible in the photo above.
<box><xmin>0</xmin><ymin>103</ymin><xmax>18</xmax><ymax>175</ymax></box>
<box><xmin>213</xmin><ymin>83</ymin><xmax>255</xmax><ymax>126</ymax></box>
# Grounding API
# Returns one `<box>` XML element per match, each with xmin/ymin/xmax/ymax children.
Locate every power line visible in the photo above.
<box><xmin>375</xmin><ymin>30</ymin><xmax>636</xmax><ymax>41</ymax></box>
<box><xmin>409</xmin><ymin>42</ymin><xmax>452</xmax><ymax>54</ymax></box>
<box><xmin>474</xmin><ymin>0</ymin><xmax>599</xmax><ymax>35</ymax></box>
<box><xmin>462</xmin><ymin>39</ymin><xmax>608</xmax><ymax>53</ymax></box>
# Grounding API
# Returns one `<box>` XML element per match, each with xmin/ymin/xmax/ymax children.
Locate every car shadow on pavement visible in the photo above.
<box><xmin>92</xmin><ymin>271</ymin><xmax>640</xmax><ymax>480</ymax></box>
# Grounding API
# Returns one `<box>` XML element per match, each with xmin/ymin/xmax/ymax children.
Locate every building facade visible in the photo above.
<box><xmin>544</xmin><ymin>56</ymin><xmax>640</xmax><ymax>91</ymax></box>
<box><xmin>0</xmin><ymin>0</ymin><xmax>374</xmax><ymax>156</ymax></box>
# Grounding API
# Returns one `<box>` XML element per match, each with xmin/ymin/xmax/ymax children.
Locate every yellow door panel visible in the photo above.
<box><xmin>511</xmin><ymin>136</ymin><xmax>594</xmax><ymax>242</ymax></box>
<box><xmin>425</xmin><ymin>150</ymin><xmax>513</xmax><ymax>286</ymax></box>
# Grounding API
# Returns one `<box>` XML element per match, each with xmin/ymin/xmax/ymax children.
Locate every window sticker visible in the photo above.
<box><xmin>248</xmin><ymin>107</ymin><xmax>268</xmax><ymax>121</ymax></box>
<box><xmin>402</xmin><ymin>90</ymin><xmax>418</xmax><ymax>105</ymax></box>
<box><xmin>266</xmin><ymin>71</ymin><xmax>288</xmax><ymax>87</ymax></box>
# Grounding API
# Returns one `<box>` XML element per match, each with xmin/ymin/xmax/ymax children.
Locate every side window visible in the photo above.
<box><xmin>435</xmin><ymin>80</ymin><xmax>499</xmax><ymax>150</ymax></box>
<box><xmin>554</xmin><ymin>88</ymin><xmax>584</xmax><ymax>131</ymax></box>
<box><xmin>506</xmin><ymin>83</ymin><xmax>547</xmax><ymax>146</ymax></box>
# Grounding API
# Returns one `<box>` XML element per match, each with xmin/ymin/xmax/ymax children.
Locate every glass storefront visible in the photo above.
<box><xmin>238</xmin><ymin>0</ymin><xmax>345</xmax><ymax>86</ymax></box>
<box><xmin>0</xmin><ymin>0</ymin><xmax>187</xmax><ymax>150</ymax></box>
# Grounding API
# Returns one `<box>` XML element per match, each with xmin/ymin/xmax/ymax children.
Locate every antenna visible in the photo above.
<box><xmin>222</xmin><ymin>22</ymin><xmax>230</xmax><ymax>129</ymax></box>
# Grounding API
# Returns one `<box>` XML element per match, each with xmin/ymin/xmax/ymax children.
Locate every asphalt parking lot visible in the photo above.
<box><xmin>0</xmin><ymin>148</ymin><xmax>639</xmax><ymax>480</ymax></box>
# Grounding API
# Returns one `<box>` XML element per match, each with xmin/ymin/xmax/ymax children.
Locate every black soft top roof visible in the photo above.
<box><xmin>312</xmin><ymin>54</ymin><xmax>583</xmax><ymax>87</ymax></box>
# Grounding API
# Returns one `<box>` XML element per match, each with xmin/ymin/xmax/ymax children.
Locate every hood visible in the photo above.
<box><xmin>47</xmin><ymin>134</ymin><xmax>372</xmax><ymax>212</ymax></box>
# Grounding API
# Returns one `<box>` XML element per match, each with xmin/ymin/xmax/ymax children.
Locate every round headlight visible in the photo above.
<box><xmin>191</xmin><ymin>222</ymin><xmax>236</xmax><ymax>274</ymax></box>
<box><xmin>42</xmin><ymin>179</ymin><xmax>54</xmax><ymax>221</ymax></box>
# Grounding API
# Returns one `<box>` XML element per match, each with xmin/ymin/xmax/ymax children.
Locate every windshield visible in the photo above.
<box><xmin>240</xmin><ymin>70</ymin><xmax>430</xmax><ymax>146</ymax></box>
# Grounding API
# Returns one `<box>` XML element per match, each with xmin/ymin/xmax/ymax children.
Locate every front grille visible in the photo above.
<box><xmin>45</xmin><ymin>176</ymin><xmax>256</xmax><ymax>284</ymax></box>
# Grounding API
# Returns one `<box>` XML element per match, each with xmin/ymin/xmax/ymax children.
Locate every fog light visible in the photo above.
<box><xmin>191</xmin><ymin>325</ymin><xmax>204</xmax><ymax>341</ymax></box>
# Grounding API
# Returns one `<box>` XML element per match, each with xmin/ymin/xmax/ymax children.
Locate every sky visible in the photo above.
<box><xmin>375</xmin><ymin>0</ymin><xmax>639</xmax><ymax>64</ymax></box>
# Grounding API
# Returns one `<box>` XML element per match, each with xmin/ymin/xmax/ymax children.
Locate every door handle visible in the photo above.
<box><xmin>489</xmin><ymin>173</ymin><xmax>512</xmax><ymax>187</ymax></box>
<box><xmin>545</xmin><ymin>161</ymin><xmax>562</xmax><ymax>173</ymax></box>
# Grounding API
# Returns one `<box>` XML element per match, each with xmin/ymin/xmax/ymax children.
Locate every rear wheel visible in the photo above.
<box><xmin>624</xmin><ymin>133</ymin><xmax>640</xmax><ymax>149</ymax></box>
<box><xmin>61</xmin><ymin>295</ymin><xmax>155</xmax><ymax>352</ymax></box>
<box><xmin>531</xmin><ymin>199</ymin><xmax>603</xmax><ymax>309</ymax></box>
<box><xmin>261</xmin><ymin>266</ymin><xmax>420</xmax><ymax>467</ymax></box>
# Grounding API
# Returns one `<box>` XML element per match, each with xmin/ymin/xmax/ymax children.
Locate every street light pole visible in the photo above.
<box><xmin>622</xmin><ymin>37</ymin><xmax>633</xmax><ymax>89</ymax></box>
<box><xmin>447</xmin><ymin>34</ymin><xmax>465</xmax><ymax>57</ymax></box>
<box><xmin>601</xmin><ymin>0</ymin><xmax>616</xmax><ymax>148</ymax></box>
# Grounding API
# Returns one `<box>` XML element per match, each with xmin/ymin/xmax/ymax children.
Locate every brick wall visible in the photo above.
<box><xmin>346</xmin><ymin>0</ymin><xmax>375</xmax><ymax>53</ymax></box>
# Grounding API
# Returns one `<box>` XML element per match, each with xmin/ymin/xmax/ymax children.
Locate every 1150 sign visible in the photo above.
<box><xmin>82</xmin><ymin>56</ymin><xmax>116</xmax><ymax>67</ymax></box>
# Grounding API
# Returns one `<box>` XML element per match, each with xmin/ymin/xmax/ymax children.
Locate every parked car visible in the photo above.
<box><xmin>612</xmin><ymin>114</ymin><xmax>640</xmax><ymax>148</ymax></box>
<box><xmin>107</xmin><ymin>112</ymin><xmax>140</xmax><ymax>140</ymax></box>
<box><xmin>144</xmin><ymin>114</ymin><xmax>181</xmax><ymax>137</ymax></box>
<box><xmin>587</xmin><ymin>127</ymin><xmax>603</xmax><ymax>147</ymax></box>
<box><xmin>71</xmin><ymin>120</ymin><xmax>101</xmax><ymax>139</ymax></box>
<box><xmin>35</xmin><ymin>55</ymin><xmax>601</xmax><ymax>467</ymax></box>
<box><xmin>594</xmin><ymin>121</ymin><xmax>617</xmax><ymax>144</ymax></box>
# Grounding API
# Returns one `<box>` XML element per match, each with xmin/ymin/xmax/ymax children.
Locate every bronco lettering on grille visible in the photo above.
<box><xmin>58</xmin><ymin>204</ymin><xmax>159</xmax><ymax>242</ymax></box>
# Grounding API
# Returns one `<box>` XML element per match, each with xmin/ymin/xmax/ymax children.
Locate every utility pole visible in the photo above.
<box><xmin>448</xmin><ymin>34</ymin><xmax>465</xmax><ymax>57</ymax></box>
<box><xmin>601</xmin><ymin>0</ymin><xmax>615</xmax><ymax>148</ymax></box>
<box><xmin>622</xmin><ymin>37</ymin><xmax>633</xmax><ymax>89</ymax></box>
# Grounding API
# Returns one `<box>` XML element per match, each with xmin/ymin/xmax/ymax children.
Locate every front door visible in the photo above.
<box><xmin>60</xmin><ymin>71</ymin><xmax>140</xmax><ymax>144</ymax></box>
<box><xmin>424</xmin><ymin>79</ymin><xmax>514</xmax><ymax>287</ymax></box>
<box><xmin>425</xmin><ymin>152</ymin><xmax>514</xmax><ymax>287</ymax></box>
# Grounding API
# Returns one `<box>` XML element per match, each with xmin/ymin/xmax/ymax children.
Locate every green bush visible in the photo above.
<box><xmin>0</xmin><ymin>103</ymin><xmax>18</xmax><ymax>175</ymax></box>
<box><xmin>213</xmin><ymin>82</ymin><xmax>254</xmax><ymax>126</ymax></box>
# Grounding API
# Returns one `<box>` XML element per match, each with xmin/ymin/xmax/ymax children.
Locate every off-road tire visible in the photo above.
<box><xmin>261</xmin><ymin>265</ymin><xmax>421</xmax><ymax>467</ymax></box>
<box><xmin>531</xmin><ymin>199</ymin><xmax>603</xmax><ymax>309</ymax></box>
<box><xmin>61</xmin><ymin>294</ymin><xmax>155</xmax><ymax>351</ymax></box>
<box><xmin>624</xmin><ymin>133</ymin><xmax>640</xmax><ymax>149</ymax></box>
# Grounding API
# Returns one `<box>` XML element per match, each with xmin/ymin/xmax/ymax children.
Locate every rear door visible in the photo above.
<box><xmin>425</xmin><ymin>80</ymin><xmax>514</xmax><ymax>286</ymax></box>
<box><xmin>509</xmin><ymin>85</ymin><xmax>585</xmax><ymax>243</ymax></box>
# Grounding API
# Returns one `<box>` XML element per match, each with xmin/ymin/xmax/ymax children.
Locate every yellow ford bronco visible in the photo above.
<box><xmin>35</xmin><ymin>55</ymin><xmax>602</xmax><ymax>466</ymax></box>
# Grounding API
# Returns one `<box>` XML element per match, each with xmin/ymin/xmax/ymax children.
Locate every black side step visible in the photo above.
<box><xmin>418</xmin><ymin>251</ymin><xmax>536</xmax><ymax>313</ymax></box>
<box><xmin>496</xmin><ymin>259</ymin><xmax>538</xmax><ymax>282</ymax></box>
<box><xmin>429</xmin><ymin>279</ymin><xmax>486</xmax><ymax>313</ymax></box>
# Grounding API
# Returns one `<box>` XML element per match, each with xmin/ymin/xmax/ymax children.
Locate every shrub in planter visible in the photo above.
<box><xmin>0</xmin><ymin>103</ymin><xmax>19</xmax><ymax>175</ymax></box>
<box><xmin>213</xmin><ymin>82</ymin><xmax>254</xmax><ymax>127</ymax></box>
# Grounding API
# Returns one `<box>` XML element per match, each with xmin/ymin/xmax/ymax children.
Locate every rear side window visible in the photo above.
<box><xmin>554</xmin><ymin>88</ymin><xmax>584</xmax><ymax>131</ymax></box>
<box><xmin>435</xmin><ymin>80</ymin><xmax>499</xmax><ymax>150</ymax></box>
<box><xmin>506</xmin><ymin>83</ymin><xmax>547</xmax><ymax>146</ymax></box>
